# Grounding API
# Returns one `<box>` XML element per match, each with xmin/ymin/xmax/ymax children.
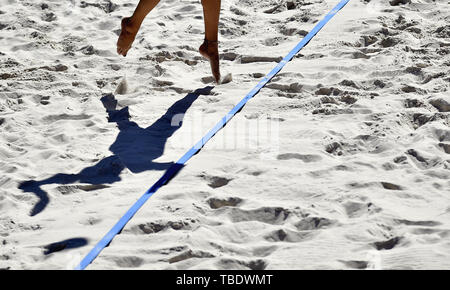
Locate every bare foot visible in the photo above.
<box><xmin>117</xmin><ymin>17</ymin><xmax>139</xmax><ymax>57</ymax></box>
<box><xmin>199</xmin><ymin>39</ymin><xmax>221</xmax><ymax>83</ymax></box>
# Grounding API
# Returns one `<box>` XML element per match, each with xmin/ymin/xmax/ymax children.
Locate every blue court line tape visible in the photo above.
<box><xmin>75</xmin><ymin>0</ymin><xmax>350</xmax><ymax>270</ymax></box>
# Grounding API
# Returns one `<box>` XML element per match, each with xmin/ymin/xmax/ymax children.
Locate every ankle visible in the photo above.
<box><xmin>124</xmin><ymin>17</ymin><xmax>141</xmax><ymax>33</ymax></box>
<box><xmin>204</xmin><ymin>39</ymin><xmax>219</xmax><ymax>46</ymax></box>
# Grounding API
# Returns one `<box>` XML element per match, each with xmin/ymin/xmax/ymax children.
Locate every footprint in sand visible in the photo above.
<box><xmin>42</xmin><ymin>113</ymin><xmax>92</xmax><ymax>124</ymax></box>
<box><xmin>295</xmin><ymin>216</ymin><xmax>337</xmax><ymax>231</ymax></box>
<box><xmin>438</xmin><ymin>143</ymin><xmax>450</xmax><ymax>154</ymax></box>
<box><xmin>277</xmin><ymin>153</ymin><xmax>322</xmax><ymax>163</ymax></box>
<box><xmin>224</xmin><ymin>207</ymin><xmax>291</xmax><ymax>225</ymax></box>
<box><xmin>201</xmin><ymin>73</ymin><xmax>232</xmax><ymax>85</ymax></box>
<box><xmin>55</xmin><ymin>184</ymin><xmax>110</xmax><ymax>195</ymax></box>
<box><xmin>199</xmin><ymin>174</ymin><xmax>233</xmax><ymax>189</ymax></box>
<box><xmin>168</xmin><ymin>249</ymin><xmax>215</xmax><ymax>264</ymax></box>
<box><xmin>373</xmin><ymin>236</ymin><xmax>403</xmax><ymax>251</ymax></box>
<box><xmin>215</xmin><ymin>258</ymin><xmax>267</xmax><ymax>270</ymax></box>
<box><xmin>126</xmin><ymin>219</ymin><xmax>197</xmax><ymax>235</ymax></box>
<box><xmin>252</xmin><ymin>245</ymin><xmax>278</xmax><ymax>257</ymax></box>
<box><xmin>113</xmin><ymin>256</ymin><xmax>144</xmax><ymax>268</ymax></box>
<box><xmin>406</xmin><ymin>149</ymin><xmax>441</xmax><ymax>169</ymax></box>
<box><xmin>264</xmin><ymin>228</ymin><xmax>313</xmax><ymax>243</ymax></box>
<box><xmin>394</xmin><ymin>219</ymin><xmax>442</xmax><ymax>227</ymax></box>
<box><xmin>240</xmin><ymin>55</ymin><xmax>283</xmax><ymax>64</ymax></box>
<box><xmin>207</xmin><ymin>197</ymin><xmax>242</xmax><ymax>209</ymax></box>
<box><xmin>339</xmin><ymin>260</ymin><xmax>369</xmax><ymax>269</ymax></box>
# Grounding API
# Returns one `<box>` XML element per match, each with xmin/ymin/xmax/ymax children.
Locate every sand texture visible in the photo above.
<box><xmin>0</xmin><ymin>0</ymin><xmax>449</xmax><ymax>269</ymax></box>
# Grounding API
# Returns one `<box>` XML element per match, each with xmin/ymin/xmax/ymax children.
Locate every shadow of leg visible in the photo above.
<box><xmin>18</xmin><ymin>181</ymin><xmax>50</xmax><ymax>216</ymax></box>
<box><xmin>18</xmin><ymin>155</ymin><xmax>126</xmax><ymax>216</ymax></box>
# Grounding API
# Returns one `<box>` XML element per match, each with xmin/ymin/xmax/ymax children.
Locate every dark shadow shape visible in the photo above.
<box><xmin>44</xmin><ymin>238</ymin><xmax>88</xmax><ymax>255</ymax></box>
<box><xmin>19</xmin><ymin>86</ymin><xmax>213</xmax><ymax>216</ymax></box>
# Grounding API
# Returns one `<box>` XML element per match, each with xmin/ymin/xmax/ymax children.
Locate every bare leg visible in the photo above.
<box><xmin>117</xmin><ymin>0</ymin><xmax>161</xmax><ymax>56</ymax></box>
<box><xmin>199</xmin><ymin>0</ymin><xmax>221</xmax><ymax>83</ymax></box>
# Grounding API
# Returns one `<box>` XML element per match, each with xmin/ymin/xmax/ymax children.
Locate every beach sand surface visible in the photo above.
<box><xmin>0</xmin><ymin>0</ymin><xmax>449</xmax><ymax>269</ymax></box>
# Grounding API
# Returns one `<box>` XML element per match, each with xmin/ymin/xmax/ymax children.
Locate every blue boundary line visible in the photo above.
<box><xmin>75</xmin><ymin>0</ymin><xmax>350</xmax><ymax>270</ymax></box>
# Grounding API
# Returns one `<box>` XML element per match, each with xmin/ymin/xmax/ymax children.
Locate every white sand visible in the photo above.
<box><xmin>0</xmin><ymin>0</ymin><xmax>449</xmax><ymax>270</ymax></box>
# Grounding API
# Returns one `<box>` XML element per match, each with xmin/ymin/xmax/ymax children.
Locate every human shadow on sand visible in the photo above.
<box><xmin>19</xmin><ymin>86</ymin><xmax>213</xmax><ymax>216</ymax></box>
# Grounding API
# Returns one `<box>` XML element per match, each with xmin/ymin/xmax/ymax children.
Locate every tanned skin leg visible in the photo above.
<box><xmin>199</xmin><ymin>0</ymin><xmax>221</xmax><ymax>83</ymax></box>
<box><xmin>117</xmin><ymin>0</ymin><xmax>161</xmax><ymax>56</ymax></box>
<box><xmin>117</xmin><ymin>0</ymin><xmax>221</xmax><ymax>83</ymax></box>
